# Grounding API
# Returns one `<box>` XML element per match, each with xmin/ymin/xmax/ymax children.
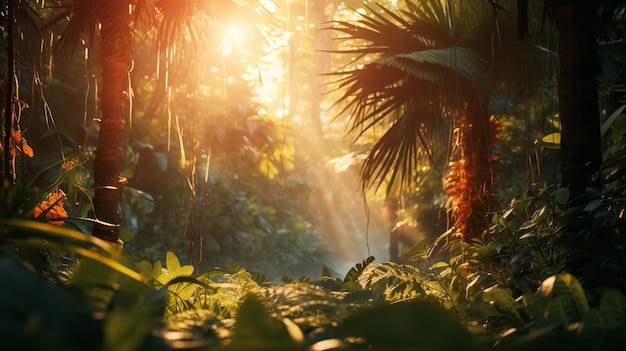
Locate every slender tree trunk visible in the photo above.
<box><xmin>549</xmin><ymin>0</ymin><xmax>601</xmax><ymax>196</ymax></box>
<box><xmin>385</xmin><ymin>198</ymin><xmax>400</xmax><ymax>261</ymax></box>
<box><xmin>311</xmin><ymin>0</ymin><xmax>329</xmax><ymax>142</ymax></box>
<box><xmin>92</xmin><ymin>1</ymin><xmax>133</xmax><ymax>242</ymax></box>
<box><xmin>3</xmin><ymin>0</ymin><xmax>15</xmax><ymax>181</ymax></box>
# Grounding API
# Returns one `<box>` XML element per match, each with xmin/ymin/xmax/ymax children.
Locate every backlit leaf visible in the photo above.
<box><xmin>541</xmin><ymin>132</ymin><xmax>561</xmax><ymax>148</ymax></box>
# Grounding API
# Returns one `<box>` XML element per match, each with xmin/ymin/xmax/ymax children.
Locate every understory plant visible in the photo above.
<box><xmin>2</xmin><ymin>220</ymin><xmax>626</xmax><ymax>351</ymax></box>
<box><xmin>1</xmin><ymin>160</ymin><xmax>625</xmax><ymax>351</ymax></box>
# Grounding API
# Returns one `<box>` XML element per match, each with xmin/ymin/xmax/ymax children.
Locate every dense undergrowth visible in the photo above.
<box><xmin>1</xmin><ymin>173</ymin><xmax>625</xmax><ymax>350</ymax></box>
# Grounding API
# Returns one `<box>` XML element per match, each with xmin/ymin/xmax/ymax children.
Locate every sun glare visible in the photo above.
<box><xmin>194</xmin><ymin>0</ymin><xmax>390</xmax><ymax>272</ymax></box>
<box><xmin>219</xmin><ymin>23</ymin><xmax>249</xmax><ymax>57</ymax></box>
<box><xmin>226</xmin><ymin>24</ymin><xmax>247</xmax><ymax>44</ymax></box>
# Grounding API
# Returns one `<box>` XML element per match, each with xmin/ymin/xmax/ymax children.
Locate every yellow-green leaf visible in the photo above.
<box><xmin>541</xmin><ymin>132</ymin><xmax>561</xmax><ymax>148</ymax></box>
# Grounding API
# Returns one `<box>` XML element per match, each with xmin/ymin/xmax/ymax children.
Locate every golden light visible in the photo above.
<box><xmin>191</xmin><ymin>0</ymin><xmax>391</xmax><ymax>275</ymax></box>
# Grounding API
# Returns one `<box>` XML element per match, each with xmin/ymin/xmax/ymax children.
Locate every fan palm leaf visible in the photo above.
<box><xmin>377</xmin><ymin>47</ymin><xmax>490</xmax><ymax>89</ymax></box>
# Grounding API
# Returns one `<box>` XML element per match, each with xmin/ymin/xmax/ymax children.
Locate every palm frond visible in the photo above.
<box><xmin>154</xmin><ymin>0</ymin><xmax>191</xmax><ymax>48</ymax></box>
<box><xmin>331</xmin><ymin>16</ymin><xmax>434</xmax><ymax>55</ymax></box>
<box><xmin>361</xmin><ymin>104</ymin><xmax>442</xmax><ymax>196</ymax></box>
<box><xmin>15</xmin><ymin>0</ymin><xmax>43</xmax><ymax>33</ymax></box>
<box><xmin>51</xmin><ymin>0</ymin><xmax>98</xmax><ymax>57</ymax></box>
<box><xmin>377</xmin><ymin>46</ymin><xmax>491</xmax><ymax>91</ymax></box>
<box><xmin>133</xmin><ymin>0</ymin><xmax>157</xmax><ymax>31</ymax></box>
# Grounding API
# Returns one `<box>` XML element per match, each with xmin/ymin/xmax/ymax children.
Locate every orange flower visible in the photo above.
<box><xmin>34</xmin><ymin>189</ymin><xmax>67</xmax><ymax>226</ymax></box>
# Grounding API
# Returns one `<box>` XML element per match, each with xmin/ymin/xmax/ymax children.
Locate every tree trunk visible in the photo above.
<box><xmin>3</xmin><ymin>0</ymin><xmax>15</xmax><ymax>181</ymax></box>
<box><xmin>310</xmin><ymin>0</ymin><xmax>329</xmax><ymax>142</ymax></box>
<box><xmin>549</xmin><ymin>0</ymin><xmax>601</xmax><ymax>196</ymax></box>
<box><xmin>445</xmin><ymin>93</ymin><xmax>499</xmax><ymax>242</ymax></box>
<box><xmin>92</xmin><ymin>1</ymin><xmax>133</xmax><ymax>242</ymax></box>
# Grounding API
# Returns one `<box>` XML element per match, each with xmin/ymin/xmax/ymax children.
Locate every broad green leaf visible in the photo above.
<box><xmin>583</xmin><ymin>198</ymin><xmax>603</xmax><ymax>212</ymax></box>
<box><xmin>482</xmin><ymin>287</ymin><xmax>525</xmax><ymax>326</ymax></box>
<box><xmin>581</xmin><ymin>309</ymin><xmax>605</xmax><ymax>335</ymax></box>
<box><xmin>166</xmin><ymin>251</ymin><xmax>182</xmax><ymax>273</ymax></box>
<box><xmin>0</xmin><ymin>256</ymin><xmax>101</xmax><ymax>350</ymax></box>
<box><xmin>554</xmin><ymin>187</ymin><xmax>570</xmax><ymax>205</ymax></box>
<box><xmin>104</xmin><ymin>282</ymin><xmax>162</xmax><ymax>351</ymax></box>
<box><xmin>228</xmin><ymin>295</ymin><xmax>301</xmax><ymax>351</ymax></box>
<box><xmin>610</xmin><ymin>112</ymin><xmax>626</xmax><ymax>145</ymax></box>
<box><xmin>600</xmin><ymin>289</ymin><xmax>626</xmax><ymax>326</ymax></box>
<box><xmin>547</xmin><ymin>295</ymin><xmax>579</xmax><ymax>324</ymax></box>
<box><xmin>165</xmin><ymin>251</ymin><xmax>194</xmax><ymax>277</ymax></box>
<box><xmin>136</xmin><ymin>260</ymin><xmax>162</xmax><ymax>282</ymax></box>
<box><xmin>68</xmin><ymin>255</ymin><xmax>119</xmax><ymax>309</ymax></box>
<box><xmin>168</xmin><ymin>283</ymin><xmax>199</xmax><ymax>302</ymax></box>
<box><xmin>553</xmin><ymin>273</ymin><xmax>589</xmax><ymax>315</ymax></box>
<box><xmin>335</xmin><ymin>300</ymin><xmax>478</xmax><ymax>350</ymax></box>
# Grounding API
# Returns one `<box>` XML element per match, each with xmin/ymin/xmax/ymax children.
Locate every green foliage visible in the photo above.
<box><xmin>473</xmin><ymin>274</ymin><xmax>626</xmax><ymax>350</ymax></box>
<box><xmin>122</xmin><ymin>143</ymin><xmax>328</xmax><ymax>281</ymax></box>
<box><xmin>334</xmin><ymin>300</ymin><xmax>480</xmax><ymax>351</ymax></box>
<box><xmin>197</xmin><ymin>177</ymin><xmax>326</xmax><ymax>279</ymax></box>
<box><xmin>2</xmin><ymin>217</ymin><xmax>626</xmax><ymax>351</ymax></box>
<box><xmin>103</xmin><ymin>281</ymin><xmax>166</xmax><ymax>351</ymax></box>
<box><xmin>0</xmin><ymin>254</ymin><xmax>102</xmax><ymax>351</ymax></box>
<box><xmin>469</xmin><ymin>187</ymin><xmax>569</xmax><ymax>292</ymax></box>
<box><xmin>0</xmin><ymin>222</ymin><xmax>169</xmax><ymax>351</ymax></box>
<box><xmin>218</xmin><ymin>295</ymin><xmax>305</xmax><ymax>351</ymax></box>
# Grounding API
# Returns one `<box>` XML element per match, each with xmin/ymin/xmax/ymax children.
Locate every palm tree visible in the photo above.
<box><xmin>92</xmin><ymin>1</ymin><xmax>135</xmax><ymax>243</ymax></box>
<box><xmin>49</xmin><ymin>0</ymin><xmax>143</xmax><ymax>243</ymax></box>
<box><xmin>329</xmin><ymin>0</ymin><xmax>500</xmax><ymax>241</ymax></box>
<box><xmin>50</xmin><ymin>0</ymin><xmax>228</xmax><ymax>243</ymax></box>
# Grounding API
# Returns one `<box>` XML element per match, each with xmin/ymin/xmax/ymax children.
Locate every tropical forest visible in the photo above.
<box><xmin>2</xmin><ymin>0</ymin><xmax>626</xmax><ymax>350</ymax></box>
